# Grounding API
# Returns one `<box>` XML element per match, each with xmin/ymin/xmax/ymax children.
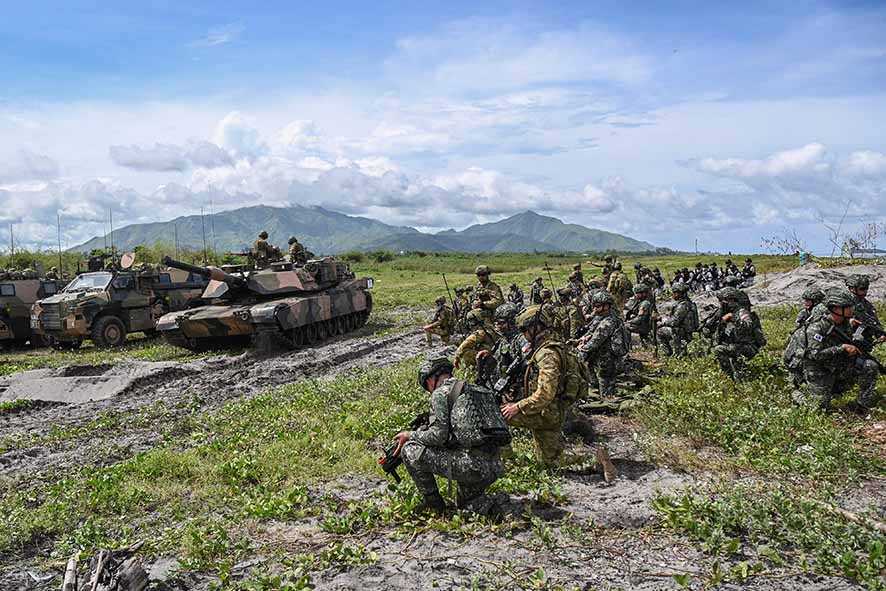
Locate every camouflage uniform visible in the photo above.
<box><xmin>483</xmin><ymin>305</ymin><xmax>528</xmax><ymax>402</ymax></box>
<box><xmin>800</xmin><ymin>291</ymin><xmax>879</xmax><ymax>410</ymax></box>
<box><xmin>425</xmin><ymin>298</ymin><xmax>455</xmax><ymax>345</ymax></box>
<box><xmin>577</xmin><ymin>292</ymin><xmax>626</xmax><ymax>397</ymax></box>
<box><xmin>288</xmin><ymin>237</ymin><xmax>308</xmax><ymax>265</ymax></box>
<box><xmin>710</xmin><ymin>288</ymin><xmax>766</xmax><ymax>381</ymax></box>
<box><xmin>45</xmin><ymin>267</ymin><xmax>59</xmax><ymax>280</ymax></box>
<box><xmin>567</xmin><ymin>271</ymin><xmax>585</xmax><ymax>299</ymax></box>
<box><xmin>253</xmin><ymin>231</ymin><xmax>271</xmax><ymax>269</ymax></box>
<box><xmin>783</xmin><ymin>288</ymin><xmax>825</xmax><ymax>386</ymax></box>
<box><xmin>473</xmin><ymin>265</ymin><xmax>504</xmax><ymax>323</ymax></box>
<box><xmin>606</xmin><ymin>266</ymin><xmax>632</xmax><ymax>312</ymax></box>
<box><xmin>454</xmin><ymin>311</ymin><xmax>496</xmax><ymax>372</ymax></box>
<box><xmin>402</xmin><ymin>364</ymin><xmax>504</xmax><ymax>510</ymax></box>
<box><xmin>555</xmin><ymin>289</ymin><xmax>584</xmax><ymax>341</ymax></box>
<box><xmin>529</xmin><ymin>278</ymin><xmax>544</xmax><ymax>305</ymax></box>
<box><xmin>847</xmin><ymin>276</ymin><xmax>883</xmax><ymax>348</ymax></box>
<box><xmin>624</xmin><ymin>286</ymin><xmax>654</xmax><ymax>345</ymax></box>
<box><xmin>658</xmin><ymin>284</ymin><xmax>694</xmax><ymax>357</ymax></box>
<box><xmin>507</xmin><ymin>284</ymin><xmax>525</xmax><ymax>310</ymax></box>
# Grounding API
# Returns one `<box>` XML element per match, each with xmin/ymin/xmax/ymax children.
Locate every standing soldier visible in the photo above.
<box><xmin>424</xmin><ymin>296</ymin><xmax>455</xmax><ymax>345</ymax></box>
<box><xmin>577</xmin><ymin>291</ymin><xmax>630</xmax><ymax>397</ymax></box>
<box><xmin>454</xmin><ymin>310</ymin><xmax>497</xmax><ymax>374</ymax></box>
<box><xmin>529</xmin><ymin>277</ymin><xmax>544</xmax><ymax>305</ymax></box>
<box><xmin>709</xmin><ymin>288</ymin><xmax>766</xmax><ymax>381</ymax></box>
<box><xmin>798</xmin><ymin>290</ymin><xmax>880</xmax><ymax>413</ymax></box>
<box><xmin>658</xmin><ymin>283</ymin><xmax>697</xmax><ymax>357</ymax></box>
<box><xmin>606</xmin><ymin>262</ymin><xmax>633</xmax><ymax>312</ymax></box>
<box><xmin>566</xmin><ymin>270</ymin><xmax>585</xmax><ymax>299</ymax></box>
<box><xmin>253</xmin><ymin>231</ymin><xmax>271</xmax><ymax>269</ymax></box>
<box><xmin>287</xmin><ymin>236</ymin><xmax>308</xmax><ymax>265</ymax></box>
<box><xmin>555</xmin><ymin>288</ymin><xmax>584</xmax><ymax>341</ymax></box>
<box><xmin>624</xmin><ymin>284</ymin><xmax>654</xmax><ymax>346</ymax></box>
<box><xmin>571</xmin><ymin>263</ymin><xmax>584</xmax><ymax>285</ymax></box>
<box><xmin>392</xmin><ymin>357</ymin><xmax>505</xmax><ymax>515</ymax></box>
<box><xmin>507</xmin><ymin>283</ymin><xmax>525</xmax><ymax>309</ymax></box>
<box><xmin>741</xmin><ymin>258</ymin><xmax>757</xmax><ymax>286</ymax></box>
<box><xmin>472</xmin><ymin>265</ymin><xmax>504</xmax><ymax>324</ymax></box>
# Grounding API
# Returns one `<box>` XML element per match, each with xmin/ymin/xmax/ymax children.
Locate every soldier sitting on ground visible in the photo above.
<box><xmin>529</xmin><ymin>277</ymin><xmax>544</xmax><ymax>305</ymax></box>
<box><xmin>392</xmin><ymin>357</ymin><xmax>506</xmax><ymax>516</ymax></box>
<box><xmin>658</xmin><ymin>283</ymin><xmax>697</xmax><ymax>357</ymax></box>
<box><xmin>796</xmin><ymin>289</ymin><xmax>881</xmax><ymax>413</ymax></box>
<box><xmin>424</xmin><ymin>296</ymin><xmax>455</xmax><ymax>345</ymax></box>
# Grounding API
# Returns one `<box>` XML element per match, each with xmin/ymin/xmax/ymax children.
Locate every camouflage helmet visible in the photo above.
<box><xmin>613</xmin><ymin>262</ymin><xmax>622</xmax><ymax>271</ymax></box>
<box><xmin>722</xmin><ymin>275</ymin><xmax>742</xmax><ymax>287</ymax></box>
<box><xmin>745</xmin><ymin>258</ymin><xmax>753</xmax><ymax>263</ymax></box>
<box><xmin>50</xmin><ymin>266</ymin><xmax>58</xmax><ymax>272</ymax></box>
<box><xmin>288</xmin><ymin>236</ymin><xmax>298</xmax><ymax>244</ymax></box>
<box><xmin>418</xmin><ymin>356</ymin><xmax>454</xmax><ymax>389</ymax></box>
<box><xmin>824</xmin><ymin>288</ymin><xmax>855</xmax><ymax>309</ymax></box>
<box><xmin>845</xmin><ymin>275</ymin><xmax>870</xmax><ymax>290</ymax></box>
<box><xmin>672</xmin><ymin>282</ymin><xmax>689</xmax><ymax>294</ymax></box>
<box><xmin>494</xmin><ymin>303</ymin><xmax>518</xmax><ymax>323</ymax></box>
<box><xmin>557</xmin><ymin>287</ymin><xmax>572</xmax><ymax>298</ymax></box>
<box><xmin>540</xmin><ymin>288</ymin><xmax>552</xmax><ymax>299</ymax></box>
<box><xmin>716</xmin><ymin>287</ymin><xmax>741</xmax><ymax>301</ymax></box>
<box><xmin>633</xmin><ymin>283</ymin><xmax>649</xmax><ymax>294</ymax></box>
<box><xmin>516</xmin><ymin>305</ymin><xmax>554</xmax><ymax>331</ymax></box>
<box><xmin>435</xmin><ymin>296</ymin><xmax>446</xmax><ymax>305</ymax></box>
<box><xmin>591</xmin><ymin>290</ymin><xmax>615</xmax><ymax>305</ymax></box>
<box><xmin>634</xmin><ymin>262</ymin><xmax>642</xmax><ymax>269</ymax></box>
<box><xmin>801</xmin><ymin>287</ymin><xmax>825</xmax><ymax>303</ymax></box>
<box><xmin>465</xmin><ymin>309</ymin><xmax>485</xmax><ymax>328</ymax></box>
<box><xmin>259</xmin><ymin>231</ymin><xmax>268</xmax><ymax>239</ymax></box>
<box><xmin>475</xmin><ymin>265</ymin><xmax>490</xmax><ymax>276</ymax></box>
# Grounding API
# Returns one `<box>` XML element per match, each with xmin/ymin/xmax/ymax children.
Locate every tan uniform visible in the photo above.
<box><xmin>474</xmin><ymin>279</ymin><xmax>504</xmax><ymax>319</ymax></box>
<box><xmin>508</xmin><ymin>337</ymin><xmax>566</xmax><ymax>466</ymax></box>
<box><xmin>607</xmin><ymin>271</ymin><xmax>632</xmax><ymax>311</ymax></box>
<box><xmin>288</xmin><ymin>241</ymin><xmax>307</xmax><ymax>264</ymax></box>
<box><xmin>425</xmin><ymin>305</ymin><xmax>455</xmax><ymax>344</ymax></box>
<box><xmin>253</xmin><ymin>238</ymin><xmax>271</xmax><ymax>268</ymax></box>
<box><xmin>454</xmin><ymin>328</ymin><xmax>496</xmax><ymax>371</ymax></box>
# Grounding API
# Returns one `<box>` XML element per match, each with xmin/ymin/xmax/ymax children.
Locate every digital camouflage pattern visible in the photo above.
<box><xmin>578</xmin><ymin>309</ymin><xmax>626</xmax><ymax>397</ymax></box>
<box><xmin>157</xmin><ymin>256</ymin><xmax>372</xmax><ymax>350</ymax></box>
<box><xmin>624</xmin><ymin>296</ymin><xmax>653</xmax><ymax>342</ymax></box>
<box><xmin>711</xmin><ymin>306</ymin><xmax>765</xmax><ymax>381</ymax></box>
<box><xmin>658</xmin><ymin>298</ymin><xmax>695</xmax><ymax>357</ymax></box>
<box><xmin>402</xmin><ymin>377</ymin><xmax>505</xmax><ymax>504</ymax></box>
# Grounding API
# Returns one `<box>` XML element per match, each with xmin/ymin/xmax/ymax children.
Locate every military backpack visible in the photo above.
<box><xmin>685</xmin><ymin>301</ymin><xmax>700</xmax><ymax>333</ymax></box>
<box><xmin>547</xmin><ymin>342</ymin><xmax>591</xmax><ymax>404</ymax></box>
<box><xmin>609</xmin><ymin>319</ymin><xmax>633</xmax><ymax>357</ymax></box>
<box><xmin>447</xmin><ymin>381</ymin><xmax>512</xmax><ymax>448</ymax></box>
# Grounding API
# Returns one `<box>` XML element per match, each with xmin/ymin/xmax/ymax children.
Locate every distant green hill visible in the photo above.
<box><xmin>73</xmin><ymin>206</ymin><xmax>655</xmax><ymax>254</ymax></box>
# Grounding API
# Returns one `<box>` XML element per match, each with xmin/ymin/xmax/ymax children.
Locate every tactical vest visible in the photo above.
<box><xmin>447</xmin><ymin>380</ymin><xmax>512</xmax><ymax>448</ymax></box>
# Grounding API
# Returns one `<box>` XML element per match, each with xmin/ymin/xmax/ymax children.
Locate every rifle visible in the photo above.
<box><xmin>378</xmin><ymin>412</ymin><xmax>430</xmax><ymax>483</ymax></box>
<box><xmin>441</xmin><ymin>273</ymin><xmax>455</xmax><ymax>311</ymax></box>
<box><xmin>831</xmin><ymin>325</ymin><xmax>886</xmax><ymax>375</ymax></box>
<box><xmin>544</xmin><ymin>261</ymin><xmax>562</xmax><ymax>308</ymax></box>
<box><xmin>492</xmin><ymin>355</ymin><xmax>526</xmax><ymax>401</ymax></box>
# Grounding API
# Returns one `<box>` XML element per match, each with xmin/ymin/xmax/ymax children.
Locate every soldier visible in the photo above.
<box><xmin>528</xmin><ymin>277</ymin><xmax>544</xmax><ymax>305</ymax></box>
<box><xmin>288</xmin><ymin>236</ymin><xmax>308</xmax><ymax>265</ymax></box>
<box><xmin>556</xmin><ymin>287</ymin><xmax>584</xmax><ymax>341</ymax></box>
<box><xmin>709</xmin><ymin>287</ymin><xmax>766</xmax><ymax>381</ymax></box>
<box><xmin>577</xmin><ymin>290</ymin><xmax>629</xmax><ymax>397</ymax></box>
<box><xmin>566</xmin><ymin>270</ymin><xmax>585</xmax><ymax>299</ymax></box>
<box><xmin>606</xmin><ymin>262</ymin><xmax>633</xmax><ymax>312</ymax></box>
<box><xmin>798</xmin><ymin>290</ymin><xmax>880</xmax><ymax>412</ymax></box>
<box><xmin>657</xmin><ymin>283</ymin><xmax>696</xmax><ymax>357</ymax></box>
<box><xmin>572</xmin><ymin>263</ymin><xmax>584</xmax><ymax>284</ymax></box>
<box><xmin>454</xmin><ymin>310</ymin><xmax>496</xmax><ymax>373</ymax></box>
<box><xmin>633</xmin><ymin>262</ymin><xmax>644</xmax><ymax>285</ymax></box>
<box><xmin>783</xmin><ymin>287</ymin><xmax>825</xmax><ymax>386</ymax></box>
<box><xmin>45</xmin><ymin>266</ymin><xmax>59</xmax><ymax>280</ymax></box>
<box><xmin>742</xmin><ymin>258</ymin><xmax>757</xmax><ymax>285</ymax></box>
<box><xmin>477</xmin><ymin>304</ymin><xmax>527</xmax><ymax>401</ymax></box>
<box><xmin>846</xmin><ymin>275</ymin><xmax>886</xmax><ymax>349</ymax></box>
<box><xmin>500</xmin><ymin>305</ymin><xmax>569</xmax><ymax>468</ymax></box>
<box><xmin>507</xmin><ymin>283</ymin><xmax>525</xmax><ymax>309</ymax></box>
<box><xmin>393</xmin><ymin>357</ymin><xmax>505</xmax><ymax>515</ymax></box>
<box><xmin>424</xmin><ymin>296</ymin><xmax>455</xmax><ymax>345</ymax></box>
<box><xmin>652</xmin><ymin>268</ymin><xmax>665</xmax><ymax>290</ymax></box>
<box><xmin>472</xmin><ymin>265</ymin><xmax>504</xmax><ymax>323</ymax></box>
<box><xmin>253</xmin><ymin>231</ymin><xmax>271</xmax><ymax>269</ymax></box>
<box><xmin>624</xmin><ymin>284</ymin><xmax>654</xmax><ymax>346</ymax></box>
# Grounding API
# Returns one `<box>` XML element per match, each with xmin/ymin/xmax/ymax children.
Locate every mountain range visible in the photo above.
<box><xmin>73</xmin><ymin>205</ymin><xmax>656</xmax><ymax>254</ymax></box>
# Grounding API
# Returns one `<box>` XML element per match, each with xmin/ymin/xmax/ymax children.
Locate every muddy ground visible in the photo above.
<box><xmin>1</xmin><ymin>265</ymin><xmax>882</xmax><ymax>590</ymax></box>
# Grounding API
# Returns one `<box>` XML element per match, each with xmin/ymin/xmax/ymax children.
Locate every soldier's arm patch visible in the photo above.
<box><xmin>812</xmin><ymin>333</ymin><xmax>824</xmax><ymax>342</ymax></box>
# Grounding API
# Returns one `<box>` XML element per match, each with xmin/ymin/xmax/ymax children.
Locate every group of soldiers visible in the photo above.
<box><xmin>251</xmin><ymin>231</ymin><xmax>309</xmax><ymax>268</ymax></box>
<box><xmin>671</xmin><ymin>258</ymin><xmax>756</xmax><ymax>292</ymax></box>
<box><xmin>0</xmin><ymin>266</ymin><xmax>63</xmax><ymax>281</ymax></box>
<box><xmin>403</xmin><ymin>262</ymin><xmax>882</xmax><ymax>517</ymax></box>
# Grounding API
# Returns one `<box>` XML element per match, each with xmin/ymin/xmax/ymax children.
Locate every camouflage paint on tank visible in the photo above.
<box><xmin>0</xmin><ymin>279</ymin><xmax>60</xmax><ymax>344</ymax></box>
<box><xmin>156</xmin><ymin>257</ymin><xmax>373</xmax><ymax>349</ymax></box>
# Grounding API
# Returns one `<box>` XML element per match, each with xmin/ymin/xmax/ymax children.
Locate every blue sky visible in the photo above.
<box><xmin>1</xmin><ymin>0</ymin><xmax>885</xmax><ymax>252</ymax></box>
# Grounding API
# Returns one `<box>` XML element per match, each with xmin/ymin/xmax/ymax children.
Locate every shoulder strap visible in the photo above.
<box><xmin>447</xmin><ymin>379</ymin><xmax>466</xmax><ymax>411</ymax></box>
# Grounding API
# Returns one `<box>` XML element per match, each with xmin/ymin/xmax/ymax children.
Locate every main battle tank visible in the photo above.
<box><xmin>156</xmin><ymin>256</ymin><xmax>373</xmax><ymax>350</ymax></box>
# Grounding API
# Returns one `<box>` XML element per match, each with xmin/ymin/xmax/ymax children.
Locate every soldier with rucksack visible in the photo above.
<box><xmin>657</xmin><ymin>283</ymin><xmax>697</xmax><ymax>357</ymax></box>
<box><xmin>710</xmin><ymin>287</ymin><xmax>766</xmax><ymax>380</ymax></box>
<box><xmin>782</xmin><ymin>287</ymin><xmax>825</xmax><ymax>386</ymax></box>
<box><xmin>392</xmin><ymin>357</ymin><xmax>507</xmax><ymax>516</ymax></box>
<box><xmin>606</xmin><ymin>262</ymin><xmax>633</xmax><ymax>312</ymax></box>
<box><xmin>577</xmin><ymin>290</ymin><xmax>630</xmax><ymax>397</ymax></box>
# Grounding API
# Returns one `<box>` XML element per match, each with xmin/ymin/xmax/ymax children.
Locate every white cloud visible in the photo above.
<box><xmin>840</xmin><ymin>150</ymin><xmax>886</xmax><ymax>179</ymax></box>
<box><xmin>109</xmin><ymin>144</ymin><xmax>189</xmax><ymax>172</ymax></box>
<box><xmin>213</xmin><ymin>112</ymin><xmax>267</xmax><ymax>161</ymax></box>
<box><xmin>0</xmin><ymin>150</ymin><xmax>60</xmax><ymax>184</ymax></box>
<box><xmin>190</xmin><ymin>24</ymin><xmax>243</xmax><ymax>48</ymax></box>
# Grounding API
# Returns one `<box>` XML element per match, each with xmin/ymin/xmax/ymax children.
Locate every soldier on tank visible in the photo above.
<box><xmin>658</xmin><ymin>283</ymin><xmax>696</xmax><ymax>357</ymax></box>
<box><xmin>424</xmin><ymin>296</ymin><xmax>455</xmax><ymax>345</ymax></box>
<box><xmin>797</xmin><ymin>289</ymin><xmax>881</xmax><ymax>413</ymax></box>
<box><xmin>45</xmin><ymin>266</ymin><xmax>59</xmax><ymax>280</ymax></box>
<box><xmin>529</xmin><ymin>277</ymin><xmax>544</xmax><ymax>305</ymax></box>
<box><xmin>287</xmin><ymin>236</ymin><xmax>308</xmax><ymax>265</ymax></box>
<box><xmin>392</xmin><ymin>357</ymin><xmax>505</xmax><ymax>516</ymax></box>
<box><xmin>577</xmin><ymin>290</ymin><xmax>629</xmax><ymax>398</ymax></box>
<box><xmin>624</xmin><ymin>283</ymin><xmax>654</xmax><ymax>346</ymax></box>
<box><xmin>708</xmin><ymin>287</ymin><xmax>766</xmax><ymax>381</ymax></box>
<box><xmin>507</xmin><ymin>283</ymin><xmax>525</xmax><ymax>310</ymax></box>
<box><xmin>253</xmin><ymin>231</ymin><xmax>272</xmax><ymax>269</ymax></box>
<box><xmin>454</xmin><ymin>310</ymin><xmax>496</xmax><ymax>374</ymax></box>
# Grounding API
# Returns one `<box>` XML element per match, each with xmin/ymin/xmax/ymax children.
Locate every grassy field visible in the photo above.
<box><xmin>1</xmin><ymin>252</ymin><xmax>884</xmax><ymax>589</ymax></box>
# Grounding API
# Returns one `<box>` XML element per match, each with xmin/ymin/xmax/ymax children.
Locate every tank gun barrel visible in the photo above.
<box><xmin>162</xmin><ymin>256</ymin><xmax>247</xmax><ymax>287</ymax></box>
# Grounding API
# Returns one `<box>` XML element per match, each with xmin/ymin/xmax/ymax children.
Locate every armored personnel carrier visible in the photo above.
<box><xmin>156</xmin><ymin>256</ymin><xmax>373</xmax><ymax>350</ymax></box>
<box><xmin>31</xmin><ymin>255</ymin><xmax>207</xmax><ymax>349</ymax></box>
<box><xmin>0</xmin><ymin>275</ymin><xmax>60</xmax><ymax>348</ymax></box>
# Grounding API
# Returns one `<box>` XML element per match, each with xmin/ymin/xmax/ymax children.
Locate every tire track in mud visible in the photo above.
<box><xmin>0</xmin><ymin>328</ymin><xmax>429</xmax><ymax>480</ymax></box>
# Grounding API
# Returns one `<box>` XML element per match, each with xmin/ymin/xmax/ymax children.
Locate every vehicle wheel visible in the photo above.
<box><xmin>91</xmin><ymin>316</ymin><xmax>126</xmax><ymax>348</ymax></box>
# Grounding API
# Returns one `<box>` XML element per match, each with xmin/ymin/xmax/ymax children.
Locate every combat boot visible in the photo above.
<box><xmin>414</xmin><ymin>492</ymin><xmax>446</xmax><ymax>516</ymax></box>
